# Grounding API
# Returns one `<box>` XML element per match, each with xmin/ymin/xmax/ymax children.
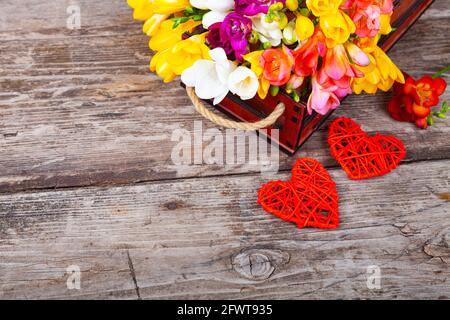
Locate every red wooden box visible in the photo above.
<box><xmin>193</xmin><ymin>0</ymin><xmax>435</xmax><ymax>154</ymax></box>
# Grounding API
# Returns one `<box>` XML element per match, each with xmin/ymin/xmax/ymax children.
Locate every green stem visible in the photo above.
<box><xmin>432</xmin><ymin>65</ymin><xmax>450</xmax><ymax>79</ymax></box>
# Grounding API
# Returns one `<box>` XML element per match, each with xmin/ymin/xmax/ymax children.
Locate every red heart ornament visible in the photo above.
<box><xmin>328</xmin><ymin>118</ymin><xmax>406</xmax><ymax>180</ymax></box>
<box><xmin>258</xmin><ymin>158</ymin><xmax>339</xmax><ymax>229</ymax></box>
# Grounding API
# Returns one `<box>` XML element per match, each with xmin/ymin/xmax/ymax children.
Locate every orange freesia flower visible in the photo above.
<box><xmin>293</xmin><ymin>29</ymin><xmax>327</xmax><ymax>78</ymax></box>
<box><xmin>260</xmin><ymin>47</ymin><xmax>295</xmax><ymax>86</ymax></box>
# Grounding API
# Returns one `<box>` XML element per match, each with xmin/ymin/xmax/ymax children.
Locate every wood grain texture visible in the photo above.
<box><xmin>0</xmin><ymin>160</ymin><xmax>449</xmax><ymax>299</ymax></box>
<box><xmin>0</xmin><ymin>0</ymin><xmax>449</xmax><ymax>300</ymax></box>
<box><xmin>0</xmin><ymin>0</ymin><xmax>449</xmax><ymax>193</ymax></box>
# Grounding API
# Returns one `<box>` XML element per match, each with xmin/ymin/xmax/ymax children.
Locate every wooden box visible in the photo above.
<box><xmin>195</xmin><ymin>0</ymin><xmax>435</xmax><ymax>154</ymax></box>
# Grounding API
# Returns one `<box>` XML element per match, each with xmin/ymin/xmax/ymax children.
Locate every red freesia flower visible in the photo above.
<box><xmin>293</xmin><ymin>29</ymin><xmax>327</xmax><ymax>78</ymax></box>
<box><xmin>403</xmin><ymin>75</ymin><xmax>447</xmax><ymax>107</ymax></box>
<box><xmin>388</xmin><ymin>73</ymin><xmax>447</xmax><ymax>129</ymax></box>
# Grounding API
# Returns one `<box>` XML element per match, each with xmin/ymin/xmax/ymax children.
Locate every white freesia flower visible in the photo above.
<box><xmin>228</xmin><ymin>67</ymin><xmax>259</xmax><ymax>100</ymax></box>
<box><xmin>282</xmin><ymin>21</ymin><xmax>298</xmax><ymax>45</ymax></box>
<box><xmin>251</xmin><ymin>14</ymin><xmax>283</xmax><ymax>47</ymax></box>
<box><xmin>190</xmin><ymin>0</ymin><xmax>234</xmax><ymax>28</ymax></box>
<box><xmin>182</xmin><ymin>48</ymin><xmax>235</xmax><ymax>105</ymax></box>
<box><xmin>182</xmin><ymin>48</ymin><xmax>259</xmax><ymax>104</ymax></box>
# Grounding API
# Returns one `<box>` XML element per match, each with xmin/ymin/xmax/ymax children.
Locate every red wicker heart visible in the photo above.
<box><xmin>328</xmin><ymin>118</ymin><xmax>406</xmax><ymax>180</ymax></box>
<box><xmin>258</xmin><ymin>158</ymin><xmax>339</xmax><ymax>229</ymax></box>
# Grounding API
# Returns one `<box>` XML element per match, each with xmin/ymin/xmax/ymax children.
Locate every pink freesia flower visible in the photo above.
<box><xmin>353</xmin><ymin>5</ymin><xmax>381</xmax><ymax>38</ymax></box>
<box><xmin>318</xmin><ymin>69</ymin><xmax>353</xmax><ymax>99</ymax></box>
<box><xmin>321</xmin><ymin>44</ymin><xmax>366</xmax><ymax>81</ymax></box>
<box><xmin>307</xmin><ymin>75</ymin><xmax>341</xmax><ymax>115</ymax></box>
<box><xmin>341</xmin><ymin>0</ymin><xmax>393</xmax><ymax>14</ymax></box>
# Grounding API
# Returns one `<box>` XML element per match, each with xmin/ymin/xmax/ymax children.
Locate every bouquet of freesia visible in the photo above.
<box><xmin>128</xmin><ymin>0</ymin><xmax>404</xmax><ymax>116</ymax></box>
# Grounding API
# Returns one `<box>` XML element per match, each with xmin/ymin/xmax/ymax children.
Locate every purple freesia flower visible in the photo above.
<box><xmin>235</xmin><ymin>0</ymin><xmax>286</xmax><ymax>16</ymax></box>
<box><xmin>207</xmin><ymin>13</ymin><xmax>252</xmax><ymax>62</ymax></box>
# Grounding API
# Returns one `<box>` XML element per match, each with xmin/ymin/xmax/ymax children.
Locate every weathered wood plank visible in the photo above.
<box><xmin>0</xmin><ymin>0</ymin><xmax>449</xmax><ymax>193</ymax></box>
<box><xmin>1</xmin><ymin>160</ymin><xmax>449</xmax><ymax>299</ymax></box>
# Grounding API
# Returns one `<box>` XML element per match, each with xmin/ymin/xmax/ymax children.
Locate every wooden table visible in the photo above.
<box><xmin>0</xmin><ymin>0</ymin><xmax>449</xmax><ymax>300</ymax></box>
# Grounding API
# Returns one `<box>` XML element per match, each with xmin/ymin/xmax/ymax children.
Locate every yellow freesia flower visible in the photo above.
<box><xmin>150</xmin><ymin>34</ymin><xmax>211</xmax><ymax>82</ymax></box>
<box><xmin>379</xmin><ymin>14</ymin><xmax>393</xmax><ymax>35</ymax></box>
<box><xmin>352</xmin><ymin>45</ymin><xmax>405</xmax><ymax>94</ymax></box>
<box><xmin>296</xmin><ymin>15</ymin><xmax>315</xmax><ymax>41</ymax></box>
<box><xmin>286</xmin><ymin>0</ymin><xmax>299</xmax><ymax>11</ymax></box>
<box><xmin>152</xmin><ymin>0</ymin><xmax>190</xmax><ymax>15</ymax></box>
<box><xmin>128</xmin><ymin>0</ymin><xmax>154</xmax><ymax>20</ymax></box>
<box><xmin>244</xmin><ymin>51</ymin><xmax>270</xmax><ymax>99</ymax></box>
<box><xmin>128</xmin><ymin>0</ymin><xmax>189</xmax><ymax>20</ymax></box>
<box><xmin>149</xmin><ymin>19</ymin><xmax>201</xmax><ymax>52</ymax></box>
<box><xmin>306</xmin><ymin>0</ymin><xmax>343</xmax><ymax>17</ymax></box>
<box><xmin>320</xmin><ymin>10</ymin><xmax>356</xmax><ymax>48</ymax></box>
<box><xmin>150</xmin><ymin>49</ymin><xmax>177</xmax><ymax>83</ymax></box>
<box><xmin>143</xmin><ymin>14</ymin><xmax>169</xmax><ymax>36</ymax></box>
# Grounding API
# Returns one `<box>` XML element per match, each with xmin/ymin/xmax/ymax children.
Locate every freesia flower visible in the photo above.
<box><xmin>341</xmin><ymin>0</ymin><xmax>393</xmax><ymax>15</ymax></box>
<box><xmin>307</xmin><ymin>75</ymin><xmax>341</xmax><ymax>115</ymax></box>
<box><xmin>228</xmin><ymin>66</ymin><xmax>259</xmax><ymax>100</ymax></box>
<box><xmin>260</xmin><ymin>47</ymin><xmax>295</xmax><ymax>86</ymax></box>
<box><xmin>244</xmin><ymin>51</ymin><xmax>271</xmax><ymax>99</ymax></box>
<box><xmin>150</xmin><ymin>49</ymin><xmax>178</xmax><ymax>83</ymax></box>
<box><xmin>353</xmin><ymin>5</ymin><xmax>382</xmax><ymax>38</ymax></box>
<box><xmin>283</xmin><ymin>21</ymin><xmax>298</xmax><ymax>45</ymax></box>
<box><xmin>388</xmin><ymin>74</ymin><xmax>447</xmax><ymax>129</ymax></box>
<box><xmin>342</xmin><ymin>0</ymin><xmax>393</xmax><ymax>37</ymax></box>
<box><xmin>152</xmin><ymin>0</ymin><xmax>191</xmax><ymax>15</ymax></box>
<box><xmin>295</xmin><ymin>15</ymin><xmax>315</xmax><ymax>41</ymax></box>
<box><xmin>345</xmin><ymin>42</ymin><xmax>371</xmax><ymax>66</ymax></box>
<box><xmin>286</xmin><ymin>75</ymin><xmax>305</xmax><ymax>92</ymax></box>
<box><xmin>151</xmin><ymin>34</ymin><xmax>211</xmax><ymax>82</ymax></box>
<box><xmin>286</xmin><ymin>0</ymin><xmax>299</xmax><ymax>11</ymax></box>
<box><xmin>128</xmin><ymin>0</ymin><xmax>405</xmax><ymax>120</ymax></box>
<box><xmin>149</xmin><ymin>19</ymin><xmax>201</xmax><ymax>52</ymax></box>
<box><xmin>143</xmin><ymin>14</ymin><xmax>169</xmax><ymax>37</ymax></box>
<box><xmin>130</xmin><ymin>0</ymin><xmax>190</xmax><ymax>17</ymax></box>
<box><xmin>321</xmin><ymin>44</ymin><xmax>368</xmax><ymax>82</ymax></box>
<box><xmin>318</xmin><ymin>69</ymin><xmax>353</xmax><ymax>99</ymax></box>
<box><xmin>251</xmin><ymin>13</ymin><xmax>284</xmax><ymax>47</ymax></box>
<box><xmin>235</xmin><ymin>0</ymin><xmax>286</xmax><ymax>16</ymax></box>
<box><xmin>207</xmin><ymin>13</ymin><xmax>253</xmax><ymax>62</ymax></box>
<box><xmin>128</xmin><ymin>0</ymin><xmax>155</xmax><ymax>20</ymax></box>
<box><xmin>190</xmin><ymin>0</ymin><xmax>234</xmax><ymax>28</ymax></box>
<box><xmin>182</xmin><ymin>48</ymin><xmax>259</xmax><ymax>104</ymax></box>
<box><xmin>306</xmin><ymin>0</ymin><xmax>344</xmax><ymax>17</ymax></box>
<box><xmin>351</xmin><ymin>45</ymin><xmax>405</xmax><ymax>94</ymax></box>
<box><xmin>404</xmin><ymin>75</ymin><xmax>447</xmax><ymax>108</ymax></box>
<box><xmin>293</xmin><ymin>29</ymin><xmax>327</xmax><ymax>77</ymax></box>
<box><xmin>379</xmin><ymin>14</ymin><xmax>393</xmax><ymax>35</ymax></box>
<box><xmin>320</xmin><ymin>10</ymin><xmax>356</xmax><ymax>48</ymax></box>
<box><xmin>182</xmin><ymin>48</ymin><xmax>235</xmax><ymax>104</ymax></box>
<box><xmin>190</xmin><ymin>0</ymin><xmax>234</xmax><ymax>12</ymax></box>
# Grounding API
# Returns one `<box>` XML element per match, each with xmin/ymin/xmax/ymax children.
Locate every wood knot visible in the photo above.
<box><xmin>232</xmin><ymin>249</ymin><xmax>289</xmax><ymax>281</ymax></box>
<box><xmin>162</xmin><ymin>200</ymin><xmax>185</xmax><ymax>211</ymax></box>
<box><xmin>423</xmin><ymin>228</ymin><xmax>450</xmax><ymax>265</ymax></box>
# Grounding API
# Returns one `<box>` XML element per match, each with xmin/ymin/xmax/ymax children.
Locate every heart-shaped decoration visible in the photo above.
<box><xmin>258</xmin><ymin>158</ymin><xmax>339</xmax><ymax>229</ymax></box>
<box><xmin>328</xmin><ymin>118</ymin><xmax>406</xmax><ymax>180</ymax></box>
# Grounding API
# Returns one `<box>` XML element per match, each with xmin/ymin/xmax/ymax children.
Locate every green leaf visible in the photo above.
<box><xmin>432</xmin><ymin>65</ymin><xmax>450</xmax><ymax>79</ymax></box>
